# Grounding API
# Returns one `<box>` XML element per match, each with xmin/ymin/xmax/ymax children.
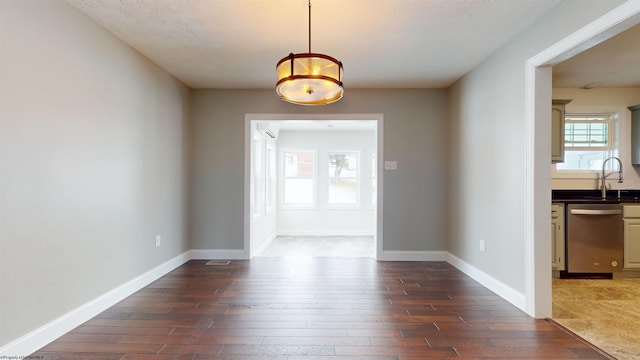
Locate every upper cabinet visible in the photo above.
<box><xmin>630</xmin><ymin>104</ymin><xmax>640</xmax><ymax>165</ymax></box>
<box><xmin>552</xmin><ymin>99</ymin><xmax>572</xmax><ymax>164</ymax></box>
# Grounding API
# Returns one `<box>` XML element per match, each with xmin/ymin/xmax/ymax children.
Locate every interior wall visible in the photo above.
<box><xmin>276</xmin><ymin>130</ymin><xmax>376</xmax><ymax>236</ymax></box>
<box><xmin>448</xmin><ymin>0</ymin><xmax>625</xmax><ymax>296</ymax></box>
<box><xmin>0</xmin><ymin>0</ymin><xmax>190</xmax><ymax>347</ymax></box>
<box><xmin>250</xmin><ymin>128</ymin><xmax>278</xmax><ymax>254</ymax></box>
<box><xmin>189</xmin><ymin>89</ymin><xmax>449</xmax><ymax>253</ymax></box>
<box><xmin>551</xmin><ymin>87</ymin><xmax>640</xmax><ymax>189</ymax></box>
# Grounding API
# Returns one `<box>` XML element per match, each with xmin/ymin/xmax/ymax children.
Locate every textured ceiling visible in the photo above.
<box><xmin>553</xmin><ymin>24</ymin><xmax>640</xmax><ymax>88</ymax></box>
<box><xmin>65</xmin><ymin>1</ymin><xmax>639</xmax><ymax>90</ymax></box>
<box><xmin>65</xmin><ymin>0</ymin><xmax>565</xmax><ymax>89</ymax></box>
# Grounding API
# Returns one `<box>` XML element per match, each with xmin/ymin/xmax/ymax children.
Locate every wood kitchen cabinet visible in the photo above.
<box><xmin>629</xmin><ymin>104</ymin><xmax>640</xmax><ymax>165</ymax></box>
<box><xmin>624</xmin><ymin>205</ymin><xmax>640</xmax><ymax>269</ymax></box>
<box><xmin>552</xmin><ymin>203</ymin><xmax>565</xmax><ymax>270</ymax></box>
<box><xmin>552</xmin><ymin>100</ymin><xmax>572</xmax><ymax>164</ymax></box>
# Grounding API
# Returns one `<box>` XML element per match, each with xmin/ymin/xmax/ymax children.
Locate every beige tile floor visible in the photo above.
<box><xmin>255</xmin><ymin>235</ymin><xmax>375</xmax><ymax>258</ymax></box>
<box><xmin>553</xmin><ymin>278</ymin><xmax>640</xmax><ymax>360</ymax></box>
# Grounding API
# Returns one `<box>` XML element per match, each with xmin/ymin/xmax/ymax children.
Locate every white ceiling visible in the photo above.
<box><xmin>65</xmin><ymin>0</ymin><xmax>639</xmax><ymax>91</ymax></box>
<box><xmin>552</xmin><ymin>24</ymin><xmax>640</xmax><ymax>88</ymax></box>
<box><xmin>66</xmin><ymin>0</ymin><xmax>567</xmax><ymax>89</ymax></box>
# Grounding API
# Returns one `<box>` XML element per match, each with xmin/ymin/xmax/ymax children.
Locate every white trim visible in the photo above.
<box><xmin>528</xmin><ymin>1</ymin><xmax>640</xmax><ymax>67</ymax></box>
<box><xmin>244</xmin><ymin>116</ymin><xmax>252</xmax><ymax>259</ymax></box>
<box><xmin>189</xmin><ymin>249</ymin><xmax>248</xmax><ymax>260</ymax></box>
<box><xmin>378</xmin><ymin>251</ymin><xmax>447</xmax><ymax>262</ymax></box>
<box><xmin>0</xmin><ymin>252</ymin><xmax>191</xmax><ymax>358</ymax></box>
<box><xmin>245</xmin><ymin>113</ymin><xmax>384</xmax><ymax>261</ymax></box>
<box><xmin>524</xmin><ymin>63</ymin><xmax>553</xmax><ymax>318</ymax></box>
<box><xmin>252</xmin><ymin>232</ymin><xmax>278</xmax><ymax>256</ymax></box>
<box><xmin>376</xmin><ymin>117</ymin><xmax>384</xmax><ymax>261</ymax></box>
<box><xmin>446</xmin><ymin>252</ymin><xmax>526</xmax><ymax>311</ymax></box>
<box><xmin>276</xmin><ymin>231</ymin><xmax>375</xmax><ymax>237</ymax></box>
<box><xmin>524</xmin><ymin>2</ymin><xmax>640</xmax><ymax>318</ymax></box>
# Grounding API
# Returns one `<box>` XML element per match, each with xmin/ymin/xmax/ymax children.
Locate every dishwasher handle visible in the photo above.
<box><xmin>569</xmin><ymin>209</ymin><xmax>622</xmax><ymax>215</ymax></box>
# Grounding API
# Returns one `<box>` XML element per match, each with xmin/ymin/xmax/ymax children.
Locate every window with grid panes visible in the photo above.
<box><xmin>556</xmin><ymin>114</ymin><xmax>614</xmax><ymax>171</ymax></box>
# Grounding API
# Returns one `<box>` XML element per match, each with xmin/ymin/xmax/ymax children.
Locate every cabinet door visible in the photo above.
<box><xmin>551</xmin><ymin>204</ymin><xmax>565</xmax><ymax>271</ymax></box>
<box><xmin>551</xmin><ymin>105</ymin><xmax>564</xmax><ymax>163</ymax></box>
<box><xmin>624</xmin><ymin>219</ymin><xmax>640</xmax><ymax>269</ymax></box>
<box><xmin>552</xmin><ymin>220</ymin><xmax>565</xmax><ymax>270</ymax></box>
<box><xmin>629</xmin><ymin>104</ymin><xmax>640</xmax><ymax>165</ymax></box>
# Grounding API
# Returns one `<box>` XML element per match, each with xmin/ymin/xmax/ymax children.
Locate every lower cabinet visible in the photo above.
<box><xmin>552</xmin><ymin>203</ymin><xmax>565</xmax><ymax>271</ymax></box>
<box><xmin>624</xmin><ymin>205</ymin><xmax>640</xmax><ymax>269</ymax></box>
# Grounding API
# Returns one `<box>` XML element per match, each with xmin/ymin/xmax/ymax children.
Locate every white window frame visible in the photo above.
<box><xmin>252</xmin><ymin>135</ymin><xmax>264</xmax><ymax>217</ymax></box>
<box><xmin>564</xmin><ymin>113</ymin><xmax>613</xmax><ymax>150</ymax></box>
<box><xmin>280</xmin><ymin>148</ymin><xmax>317</xmax><ymax>209</ymax></box>
<box><xmin>265</xmin><ymin>142</ymin><xmax>276</xmax><ymax>214</ymax></box>
<box><xmin>552</xmin><ymin>112</ymin><xmax>618</xmax><ymax>179</ymax></box>
<box><xmin>370</xmin><ymin>151</ymin><xmax>377</xmax><ymax>209</ymax></box>
<box><xmin>326</xmin><ymin>150</ymin><xmax>361</xmax><ymax>208</ymax></box>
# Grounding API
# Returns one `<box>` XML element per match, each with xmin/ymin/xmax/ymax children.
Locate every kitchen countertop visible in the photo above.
<box><xmin>552</xmin><ymin>189</ymin><xmax>640</xmax><ymax>204</ymax></box>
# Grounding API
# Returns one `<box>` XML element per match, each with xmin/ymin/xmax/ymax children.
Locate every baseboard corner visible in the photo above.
<box><xmin>0</xmin><ymin>251</ymin><xmax>191</xmax><ymax>358</ymax></box>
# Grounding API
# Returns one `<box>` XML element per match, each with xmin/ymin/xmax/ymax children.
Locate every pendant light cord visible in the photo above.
<box><xmin>308</xmin><ymin>0</ymin><xmax>311</xmax><ymax>53</ymax></box>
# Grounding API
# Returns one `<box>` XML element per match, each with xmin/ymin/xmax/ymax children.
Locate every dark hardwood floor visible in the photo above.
<box><xmin>31</xmin><ymin>258</ymin><xmax>612</xmax><ymax>359</ymax></box>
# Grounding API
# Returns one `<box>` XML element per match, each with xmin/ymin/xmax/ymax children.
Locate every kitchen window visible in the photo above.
<box><xmin>556</xmin><ymin>113</ymin><xmax>616</xmax><ymax>172</ymax></box>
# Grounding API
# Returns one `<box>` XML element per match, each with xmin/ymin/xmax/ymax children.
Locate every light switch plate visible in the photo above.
<box><xmin>384</xmin><ymin>161</ymin><xmax>397</xmax><ymax>170</ymax></box>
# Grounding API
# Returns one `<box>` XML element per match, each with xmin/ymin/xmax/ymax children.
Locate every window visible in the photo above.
<box><xmin>282</xmin><ymin>150</ymin><xmax>315</xmax><ymax>206</ymax></box>
<box><xmin>328</xmin><ymin>151</ymin><xmax>359</xmax><ymax>205</ymax></box>
<box><xmin>252</xmin><ymin>136</ymin><xmax>264</xmax><ymax>216</ymax></box>
<box><xmin>371</xmin><ymin>152</ymin><xmax>377</xmax><ymax>207</ymax></box>
<box><xmin>556</xmin><ymin>114</ymin><xmax>615</xmax><ymax>171</ymax></box>
<box><xmin>266</xmin><ymin>143</ymin><xmax>276</xmax><ymax>212</ymax></box>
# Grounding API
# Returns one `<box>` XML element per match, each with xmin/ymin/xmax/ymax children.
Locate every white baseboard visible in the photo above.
<box><xmin>189</xmin><ymin>249</ymin><xmax>248</xmax><ymax>260</ymax></box>
<box><xmin>378</xmin><ymin>250</ymin><xmax>447</xmax><ymax>262</ymax></box>
<box><xmin>0</xmin><ymin>248</ymin><xmax>526</xmax><ymax>357</ymax></box>
<box><xmin>252</xmin><ymin>233</ymin><xmax>277</xmax><ymax>257</ymax></box>
<box><xmin>276</xmin><ymin>231</ymin><xmax>375</xmax><ymax>237</ymax></box>
<box><xmin>445</xmin><ymin>252</ymin><xmax>526</xmax><ymax>311</ymax></box>
<box><xmin>0</xmin><ymin>251</ymin><xmax>191</xmax><ymax>358</ymax></box>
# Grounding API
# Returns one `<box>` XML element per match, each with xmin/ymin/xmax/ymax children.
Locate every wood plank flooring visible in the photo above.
<box><xmin>31</xmin><ymin>258</ymin><xmax>613</xmax><ymax>359</ymax></box>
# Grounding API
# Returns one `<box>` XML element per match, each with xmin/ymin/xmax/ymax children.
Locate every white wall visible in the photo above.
<box><xmin>189</xmin><ymin>89</ymin><xmax>449</xmax><ymax>253</ymax></box>
<box><xmin>551</xmin><ymin>87</ymin><xmax>640</xmax><ymax>189</ymax></box>
<box><xmin>276</xmin><ymin>130</ymin><xmax>376</xmax><ymax>236</ymax></box>
<box><xmin>250</xmin><ymin>129</ymin><xmax>278</xmax><ymax>254</ymax></box>
<box><xmin>448</xmin><ymin>0</ymin><xmax>625</xmax><ymax>297</ymax></box>
<box><xmin>0</xmin><ymin>0</ymin><xmax>190</xmax><ymax>348</ymax></box>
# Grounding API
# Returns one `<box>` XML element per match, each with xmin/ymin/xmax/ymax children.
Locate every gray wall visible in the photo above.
<box><xmin>448</xmin><ymin>0</ymin><xmax>625</xmax><ymax>294</ymax></box>
<box><xmin>189</xmin><ymin>89</ymin><xmax>449</xmax><ymax>252</ymax></box>
<box><xmin>0</xmin><ymin>1</ymin><xmax>190</xmax><ymax>346</ymax></box>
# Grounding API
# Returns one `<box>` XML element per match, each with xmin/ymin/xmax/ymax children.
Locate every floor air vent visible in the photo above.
<box><xmin>206</xmin><ymin>260</ymin><xmax>230</xmax><ymax>266</ymax></box>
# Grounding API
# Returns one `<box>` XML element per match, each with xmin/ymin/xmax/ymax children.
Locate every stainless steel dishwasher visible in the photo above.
<box><xmin>566</xmin><ymin>203</ymin><xmax>624</xmax><ymax>273</ymax></box>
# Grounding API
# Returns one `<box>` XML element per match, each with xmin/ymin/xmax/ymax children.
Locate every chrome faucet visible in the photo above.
<box><xmin>601</xmin><ymin>156</ymin><xmax>623</xmax><ymax>199</ymax></box>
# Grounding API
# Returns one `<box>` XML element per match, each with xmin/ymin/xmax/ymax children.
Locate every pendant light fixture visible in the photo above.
<box><xmin>276</xmin><ymin>1</ymin><xmax>344</xmax><ymax>105</ymax></box>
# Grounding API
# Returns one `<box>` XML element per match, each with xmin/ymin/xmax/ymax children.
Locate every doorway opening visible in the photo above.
<box><xmin>244</xmin><ymin>114</ymin><xmax>383</xmax><ymax>259</ymax></box>
<box><xmin>525</xmin><ymin>4</ymin><xmax>640</xmax><ymax>318</ymax></box>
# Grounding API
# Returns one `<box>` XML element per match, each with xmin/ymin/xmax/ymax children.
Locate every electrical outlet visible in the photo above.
<box><xmin>479</xmin><ymin>239</ymin><xmax>486</xmax><ymax>252</ymax></box>
<box><xmin>155</xmin><ymin>235</ymin><xmax>161</xmax><ymax>247</ymax></box>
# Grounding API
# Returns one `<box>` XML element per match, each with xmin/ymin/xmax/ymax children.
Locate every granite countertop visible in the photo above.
<box><xmin>552</xmin><ymin>189</ymin><xmax>640</xmax><ymax>204</ymax></box>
